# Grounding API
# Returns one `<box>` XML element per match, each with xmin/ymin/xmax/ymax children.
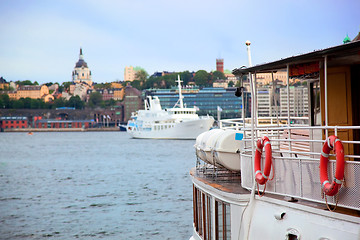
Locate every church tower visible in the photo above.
<box><xmin>72</xmin><ymin>48</ymin><xmax>92</xmax><ymax>85</ymax></box>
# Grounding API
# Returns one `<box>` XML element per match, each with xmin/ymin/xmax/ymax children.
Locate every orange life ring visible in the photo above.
<box><xmin>320</xmin><ymin>135</ymin><xmax>345</xmax><ymax>196</ymax></box>
<box><xmin>254</xmin><ymin>136</ymin><xmax>272</xmax><ymax>185</ymax></box>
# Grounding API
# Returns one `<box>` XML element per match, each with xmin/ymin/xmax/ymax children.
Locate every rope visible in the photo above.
<box><xmin>257</xmin><ymin>182</ymin><xmax>267</xmax><ymax>197</ymax></box>
<box><xmin>324</xmin><ymin>192</ymin><xmax>339</xmax><ymax>212</ymax></box>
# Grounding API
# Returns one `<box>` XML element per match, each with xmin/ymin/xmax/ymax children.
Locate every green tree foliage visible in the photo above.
<box><xmin>94</xmin><ymin>83</ymin><xmax>112</xmax><ymax>89</ymax></box>
<box><xmin>67</xmin><ymin>96</ymin><xmax>84</xmax><ymax>109</ymax></box>
<box><xmin>0</xmin><ymin>94</ymin><xmax>10</xmax><ymax>108</ymax></box>
<box><xmin>12</xmin><ymin>100</ymin><xmax>24</xmax><ymax>109</ymax></box>
<box><xmin>179</xmin><ymin>71</ymin><xmax>193</xmax><ymax>85</ymax></box>
<box><xmin>16</xmin><ymin>80</ymin><xmax>34</xmax><ymax>86</ymax></box>
<box><xmin>211</xmin><ymin>71</ymin><xmax>225</xmax><ymax>81</ymax></box>
<box><xmin>135</xmin><ymin>69</ymin><xmax>149</xmax><ymax>82</ymax></box>
<box><xmin>194</xmin><ymin>70</ymin><xmax>210</xmax><ymax>86</ymax></box>
<box><xmin>228</xmin><ymin>81</ymin><xmax>234</xmax><ymax>87</ymax></box>
<box><xmin>52</xmin><ymin>98</ymin><xmax>67</xmax><ymax>109</ymax></box>
<box><xmin>22</xmin><ymin>97</ymin><xmax>32</xmax><ymax>109</ymax></box>
<box><xmin>88</xmin><ymin>92</ymin><xmax>103</xmax><ymax>108</ymax></box>
<box><xmin>61</xmin><ymin>82</ymin><xmax>72</xmax><ymax>92</ymax></box>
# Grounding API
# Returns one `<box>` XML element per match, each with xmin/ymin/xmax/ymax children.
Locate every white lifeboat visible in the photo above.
<box><xmin>213</xmin><ymin>130</ymin><xmax>243</xmax><ymax>172</ymax></box>
<box><xmin>194</xmin><ymin>131</ymin><xmax>207</xmax><ymax>161</ymax></box>
<box><xmin>196</xmin><ymin>129</ymin><xmax>224</xmax><ymax>165</ymax></box>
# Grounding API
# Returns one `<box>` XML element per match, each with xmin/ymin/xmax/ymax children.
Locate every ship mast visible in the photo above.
<box><xmin>176</xmin><ymin>75</ymin><xmax>184</xmax><ymax>108</ymax></box>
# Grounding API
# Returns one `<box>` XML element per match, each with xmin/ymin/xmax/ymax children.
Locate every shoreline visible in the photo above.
<box><xmin>1</xmin><ymin>127</ymin><xmax>122</xmax><ymax>132</ymax></box>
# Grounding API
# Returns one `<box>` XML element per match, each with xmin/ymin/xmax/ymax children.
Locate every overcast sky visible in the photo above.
<box><xmin>0</xmin><ymin>0</ymin><xmax>359</xmax><ymax>84</ymax></box>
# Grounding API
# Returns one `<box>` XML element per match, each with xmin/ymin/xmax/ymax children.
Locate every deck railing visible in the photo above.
<box><xmin>219</xmin><ymin>118</ymin><xmax>360</xmax><ymax>211</ymax></box>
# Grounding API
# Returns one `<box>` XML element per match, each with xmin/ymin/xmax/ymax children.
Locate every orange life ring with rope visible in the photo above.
<box><xmin>320</xmin><ymin>135</ymin><xmax>345</xmax><ymax>196</ymax></box>
<box><xmin>254</xmin><ymin>136</ymin><xmax>272</xmax><ymax>185</ymax></box>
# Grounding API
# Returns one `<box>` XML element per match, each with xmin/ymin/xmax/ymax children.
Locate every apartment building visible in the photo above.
<box><xmin>280</xmin><ymin>86</ymin><xmax>308</xmax><ymax>117</ymax></box>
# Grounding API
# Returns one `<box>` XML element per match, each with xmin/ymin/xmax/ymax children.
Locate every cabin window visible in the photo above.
<box><xmin>193</xmin><ymin>186</ymin><xmax>212</xmax><ymax>240</ymax></box>
<box><xmin>215</xmin><ymin>200</ymin><xmax>230</xmax><ymax>240</ymax></box>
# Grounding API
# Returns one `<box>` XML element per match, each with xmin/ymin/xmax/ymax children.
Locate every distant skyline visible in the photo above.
<box><xmin>0</xmin><ymin>0</ymin><xmax>359</xmax><ymax>84</ymax></box>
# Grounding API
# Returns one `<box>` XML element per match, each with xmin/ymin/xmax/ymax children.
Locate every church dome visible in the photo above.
<box><xmin>75</xmin><ymin>48</ymin><xmax>88</xmax><ymax>68</ymax></box>
<box><xmin>75</xmin><ymin>59</ymin><xmax>88</xmax><ymax>68</ymax></box>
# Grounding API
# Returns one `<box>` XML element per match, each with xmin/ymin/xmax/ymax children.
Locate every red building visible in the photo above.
<box><xmin>35</xmin><ymin>119</ymin><xmax>94</xmax><ymax>129</ymax></box>
<box><xmin>216</xmin><ymin>58</ymin><xmax>224</xmax><ymax>73</ymax></box>
<box><xmin>0</xmin><ymin>116</ymin><xmax>28</xmax><ymax>129</ymax></box>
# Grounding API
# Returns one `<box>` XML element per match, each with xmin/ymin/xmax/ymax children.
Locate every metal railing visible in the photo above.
<box><xmin>219</xmin><ymin>118</ymin><xmax>360</xmax><ymax>211</ymax></box>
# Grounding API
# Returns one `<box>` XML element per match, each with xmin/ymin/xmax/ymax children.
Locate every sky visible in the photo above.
<box><xmin>0</xmin><ymin>0</ymin><xmax>359</xmax><ymax>84</ymax></box>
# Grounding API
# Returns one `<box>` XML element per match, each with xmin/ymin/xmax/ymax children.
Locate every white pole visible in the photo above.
<box><xmin>324</xmin><ymin>56</ymin><xmax>328</xmax><ymax>138</ymax></box>
<box><xmin>246</xmin><ymin>40</ymin><xmax>252</xmax><ymax>67</ymax></box>
<box><xmin>286</xmin><ymin>64</ymin><xmax>290</xmax><ymax>123</ymax></box>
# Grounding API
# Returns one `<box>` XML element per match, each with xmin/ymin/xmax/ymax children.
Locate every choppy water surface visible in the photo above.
<box><xmin>0</xmin><ymin>132</ymin><xmax>195</xmax><ymax>239</ymax></box>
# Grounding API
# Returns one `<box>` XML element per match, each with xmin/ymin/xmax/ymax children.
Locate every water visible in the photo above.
<box><xmin>0</xmin><ymin>132</ymin><xmax>196</xmax><ymax>239</ymax></box>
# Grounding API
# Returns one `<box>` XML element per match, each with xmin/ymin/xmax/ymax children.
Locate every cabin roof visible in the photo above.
<box><xmin>233</xmin><ymin>40</ymin><xmax>360</xmax><ymax>75</ymax></box>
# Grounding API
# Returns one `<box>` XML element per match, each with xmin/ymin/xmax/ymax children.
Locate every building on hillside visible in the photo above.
<box><xmin>86</xmin><ymin>88</ymin><xmax>115</xmax><ymax>101</ymax></box>
<box><xmin>225</xmin><ymin>73</ymin><xmax>239</xmax><ymax>85</ymax></box>
<box><xmin>110</xmin><ymin>82</ymin><xmax>125</xmax><ymax>100</ymax></box>
<box><xmin>17</xmin><ymin>85</ymin><xmax>50</xmax><ymax>100</ymax></box>
<box><xmin>111</xmin><ymin>82</ymin><xmax>123</xmax><ymax>88</ymax></box>
<box><xmin>48</xmin><ymin>84</ymin><xmax>59</xmax><ymax>92</ymax></box>
<box><xmin>146</xmin><ymin>87</ymin><xmax>251</xmax><ymax>119</ymax></box>
<box><xmin>124</xmin><ymin>66</ymin><xmax>137</xmax><ymax>82</ymax></box>
<box><xmin>0</xmin><ymin>77</ymin><xmax>9</xmax><ymax>90</ymax></box>
<box><xmin>0</xmin><ymin>116</ymin><xmax>28</xmax><ymax>129</ymax></box>
<box><xmin>213</xmin><ymin>79</ymin><xmax>228</xmax><ymax>88</ymax></box>
<box><xmin>0</xmin><ymin>91</ymin><xmax>17</xmax><ymax>99</ymax></box>
<box><xmin>72</xmin><ymin>48</ymin><xmax>93</xmax><ymax>86</ymax></box>
<box><xmin>113</xmin><ymin>88</ymin><xmax>124</xmax><ymax>100</ymax></box>
<box><xmin>43</xmin><ymin>94</ymin><xmax>55</xmax><ymax>102</ymax></box>
<box><xmin>150</xmin><ymin>71</ymin><xmax>175</xmax><ymax>78</ymax></box>
<box><xmin>255</xmin><ymin>70</ymin><xmax>288</xmax><ymax>86</ymax></box>
<box><xmin>216</xmin><ymin>58</ymin><xmax>224</xmax><ymax>73</ymax></box>
<box><xmin>122</xmin><ymin>85</ymin><xmax>143</xmax><ymax>122</ymax></box>
<box><xmin>70</xmin><ymin>82</ymin><xmax>91</xmax><ymax>101</ymax></box>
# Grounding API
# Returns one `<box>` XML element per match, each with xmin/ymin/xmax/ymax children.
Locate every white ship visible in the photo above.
<box><xmin>190</xmin><ymin>39</ymin><xmax>360</xmax><ymax>239</ymax></box>
<box><xmin>127</xmin><ymin>76</ymin><xmax>214</xmax><ymax>139</ymax></box>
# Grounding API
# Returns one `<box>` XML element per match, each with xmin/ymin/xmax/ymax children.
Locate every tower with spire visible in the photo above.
<box><xmin>72</xmin><ymin>48</ymin><xmax>92</xmax><ymax>85</ymax></box>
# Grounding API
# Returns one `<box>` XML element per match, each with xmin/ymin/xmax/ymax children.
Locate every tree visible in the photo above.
<box><xmin>135</xmin><ymin>69</ymin><xmax>149</xmax><ymax>82</ymax></box>
<box><xmin>22</xmin><ymin>98</ymin><xmax>32</xmax><ymax>109</ymax></box>
<box><xmin>0</xmin><ymin>94</ymin><xmax>10</xmax><ymax>108</ymax></box>
<box><xmin>52</xmin><ymin>97</ymin><xmax>66</xmax><ymax>109</ymax></box>
<box><xmin>30</xmin><ymin>99</ymin><xmax>41</xmax><ymax>109</ymax></box>
<box><xmin>180</xmin><ymin>71</ymin><xmax>193</xmax><ymax>85</ymax></box>
<box><xmin>12</xmin><ymin>100</ymin><xmax>24</xmax><ymax>109</ymax></box>
<box><xmin>16</xmin><ymin>80</ymin><xmax>33</xmax><ymax>86</ymax></box>
<box><xmin>211</xmin><ymin>71</ymin><xmax>225</xmax><ymax>81</ymax></box>
<box><xmin>88</xmin><ymin>92</ymin><xmax>102</xmax><ymax>107</ymax></box>
<box><xmin>228</xmin><ymin>81</ymin><xmax>234</xmax><ymax>87</ymax></box>
<box><xmin>131</xmin><ymin>80</ymin><xmax>143</xmax><ymax>90</ymax></box>
<box><xmin>61</xmin><ymin>82</ymin><xmax>72</xmax><ymax>92</ymax></box>
<box><xmin>194</xmin><ymin>70</ymin><xmax>209</xmax><ymax>86</ymax></box>
<box><xmin>67</xmin><ymin>96</ymin><xmax>84</xmax><ymax>109</ymax></box>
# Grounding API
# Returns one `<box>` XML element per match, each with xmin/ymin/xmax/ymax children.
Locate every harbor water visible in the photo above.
<box><xmin>0</xmin><ymin>132</ymin><xmax>195</xmax><ymax>239</ymax></box>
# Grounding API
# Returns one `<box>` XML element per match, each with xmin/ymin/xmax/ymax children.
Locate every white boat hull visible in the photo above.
<box><xmin>127</xmin><ymin>118</ymin><xmax>214</xmax><ymax>139</ymax></box>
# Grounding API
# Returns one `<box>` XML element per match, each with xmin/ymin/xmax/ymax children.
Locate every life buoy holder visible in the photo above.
<box><xmin>254</xmin><ymin>136</ymin><xmax>272</xmax><ymax>185</ymax></box>
<box><xmin>320</xmin><ymin>135</ymin><xmax>345</xmax><ymax>196</ymax></box>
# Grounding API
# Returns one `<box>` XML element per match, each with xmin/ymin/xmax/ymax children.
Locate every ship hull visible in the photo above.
<box><xmin>127</xmin><ymin>117</ymin><xmax>214</xmax><ymax>139</ymax></box>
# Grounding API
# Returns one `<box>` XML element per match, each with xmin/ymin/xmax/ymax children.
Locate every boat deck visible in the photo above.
<box><xmin>190</xmin><ymin>166</ymin><xmax>248</xmax><ymax>194</ymax></box>
<box><xmin>190</xmin><ymin>166</ymin><xmax>360</xmax><ymax>217</ymax></box>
